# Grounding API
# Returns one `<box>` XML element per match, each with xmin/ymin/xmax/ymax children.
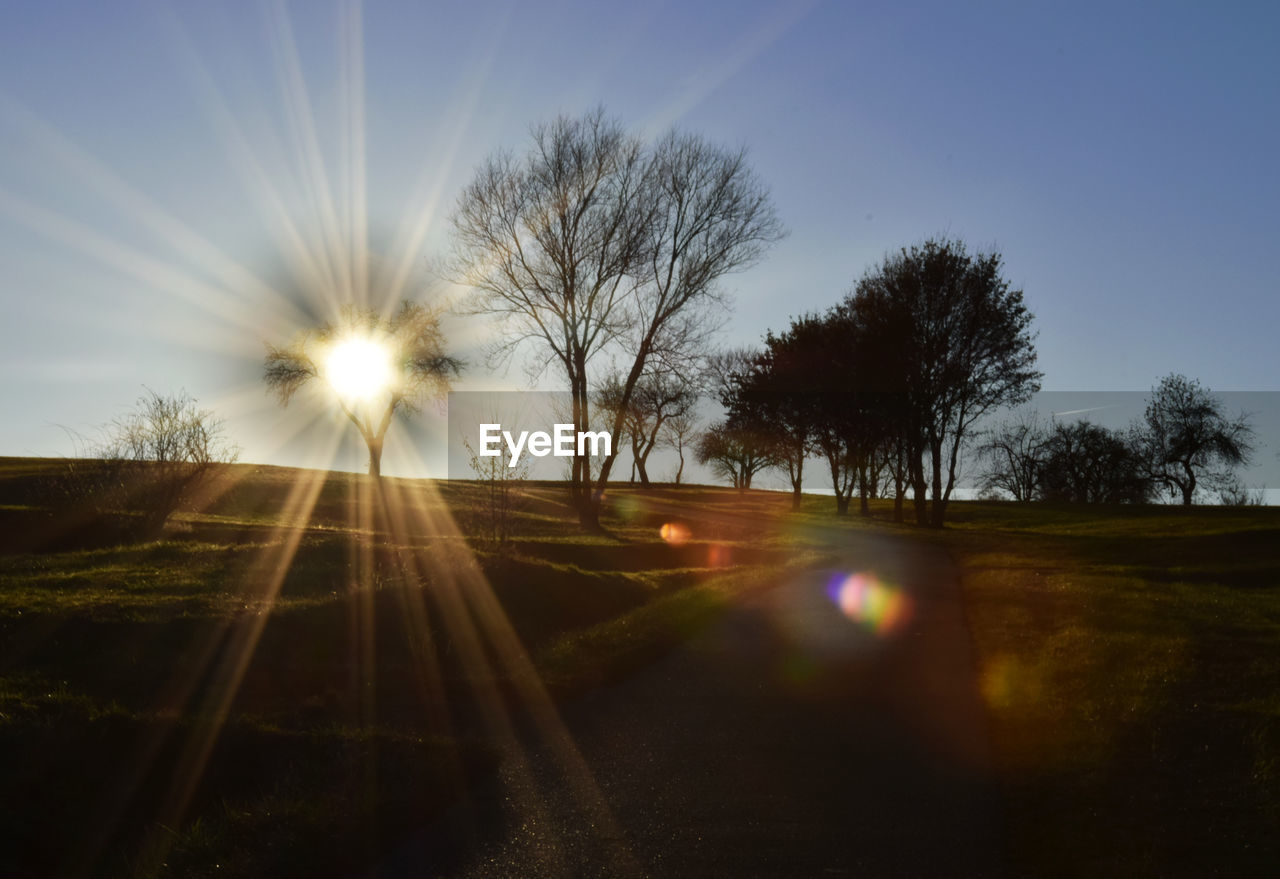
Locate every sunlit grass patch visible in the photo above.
<box><xmin>5</xmin><ymin>454</ymin><xmax>1278</xmax><ymax>875</ymax></box>
<box><xmin>0</xmin><ymin>458</ymin><xmax>833</xmax><ymax>875</ymax></box>
<box><xmin>535</xmin><ymin>556</ymin><xmax>815</xmax><ymax>697</ymax></box>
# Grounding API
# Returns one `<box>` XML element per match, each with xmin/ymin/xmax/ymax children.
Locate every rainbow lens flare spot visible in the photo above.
<box><xmin>825</xmin><ymin>572</ymin><xmax>910</xmax><ymax>634</ymax></box>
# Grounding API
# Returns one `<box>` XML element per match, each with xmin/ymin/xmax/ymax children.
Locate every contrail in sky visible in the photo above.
<box><xmin>1051</xmin><ymin>404</ymin><xmax>1123</xmax><ymax>417</ymax></box>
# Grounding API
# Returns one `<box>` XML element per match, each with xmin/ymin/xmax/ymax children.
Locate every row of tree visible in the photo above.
<box><xmin>705</xmin><ymin>238</ymin><xmax>1041</xmax><ymax>528</ymax></box>
<box><xmin>252</xmin><ymin>106</ymin><xmax>1258</xmax><ymax>528</ymax></box>
<box><xmin>979</xmin><ymin>375</ymin><xmax>1254</xmax><ymax>505</ymax></box>
<box><xmin>698</xmin><ymin>353</ymin><xmax>1253</xmax><ymax>515</ymax></box>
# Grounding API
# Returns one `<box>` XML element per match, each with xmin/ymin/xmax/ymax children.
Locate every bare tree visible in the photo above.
<box><xmin>662</xmin><ymin>408</ymin><xmax>702</xmax><ymax>485</ymax></box>
<box><xmin>450</xmin><ymin>109</ymin><xmax>649</xmax><ymax>521</ymax></box>
<box><xmin>264</xmin><ymin>301</ymin><xmax>461</xmax><ymax>477</ymax></box>
<box><xmin>1039</xmin><ymin>421</ymin><xmax>1150</xmax><ymax>503</ymax></box>
<box><xmin>597</xmin><ymin>369</ymin><xmax>699</xmax><ymax>486</ymax></box>
<box><xmin>1132</xmin><ymin>373</ymin><xmax>1254</xmax><ymax>505</ymax></box>
<box><xmin>463</xmin><ymin>433</ymin><xmax>531</xmax><ymax>545</ymax></box>
<box><xmin>705</xmin><ymin>347</ymin><xmax>757</xmax><ymax>402</ymax></box>
<box><xmin>450</xmin><ymin>108</ymin><xmax>783</xmax><ymax>528</ymax></box>
<box><xmin>977</xmin><ymin>408</ymin><xmax>1051</xmax><ymax>501</ymax></box>
<box><xmin>1217</xmin><ymin>477</ymin><xmax>1266</xmax><ymax>506</ymax></box>
<box><xmin>59</xmin><ymin>389</ymin><xmax>239</xmax><ymax>540</ymax></box>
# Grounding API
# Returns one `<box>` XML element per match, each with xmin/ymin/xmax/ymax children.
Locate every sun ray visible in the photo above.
<box><xmin>152</xmin><ymin>2</ymin><xmax>338</xmax><ymax>312</ymax></box>
<box><xmin>642</xmin><ymin>0</ymin><xmax>819</xmax><ymax>135</ymax></box>
<box><xmin>0</xmin><ymin>95</ymin><xmax>310</xmax><ymax>329</ymax></box>
<box><xmin>66</xmin><ymin>419</ymin><xmax>350</xmax><ymax>875</ymax></box>
<box><xmin>264</xmin><ymin>0</ymin><xmax>352</xmax><ymax>305</ymax></box>
<box><xmin>0</xmin><ymin>186</ymin><xmax>291</xmax><ymax>347</ymax></box>
<box><xmin>373</xmin><ymin>438</ymin><xmax>640</xmax><ymax>871</ymax></box>
<box><xmin>338</xmin><ymin>0</ymin><xmax>368</xmax><ymax>307</ymax></box>
<box><xmin>379</xmin><ymin>18</ymin><xmax>504</xmax><ymax>311</ymax></box>
<box><xmin>8</xmin><ymin>3</ymin><xmax>653</xmax><ymax>869</ymax></box>
<box><xmin>133</xmin><ymin>435</ymin><xmax>344</xmax><ymax>875</ymax></box>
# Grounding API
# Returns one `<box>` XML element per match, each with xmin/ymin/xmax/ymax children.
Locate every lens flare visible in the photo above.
<box><xmin>825</xmin><ymin>572</ymin><xmax>910</xmax><ymax>634</ymax></box>
<box><xmin>323</xmin><ymin>335</ymin><xmax>394</xmax><ymax>402</ymax></box>
<box><xmin>660</xmin><ymin>522</ymin><xmax>691</xmax><ymax>545</ymax></box>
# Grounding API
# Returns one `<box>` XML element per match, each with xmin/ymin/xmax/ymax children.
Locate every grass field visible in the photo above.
<box><xmin>938</xmin><ymin>501</ymin><xmax>1280</xmax><ymax>875</ymax></box>
<box><xmin>1</xmin><ymin>457</ymin><xmax>1276</xmax><ymax>876</ymax></box>
<box><xmin>0</xmin><ymin>459</ymin><xmax>812</xmax><ymax>877</ymax></box>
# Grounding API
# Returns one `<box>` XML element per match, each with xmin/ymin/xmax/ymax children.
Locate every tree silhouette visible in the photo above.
<box><xmin>450</xmin><ymin>108</ymin><xmax>782</xmax><ymax>528</ymax></box>
<box><xmin>263</xmin><ymin>301</ymin><xmax>461</xmax><ymax>477</ymax></box>
<box><xmin>598</xmin><ymin>369</ymin><xmax>700</xmax><ymax>486</ymax></box>
<box><xmin>850</xmin><ymin>238</ymin><xmax>1041</xmax><ymax>527</ymax></box>
<box><xmin>977</xmin><ymin>409</ymin><xmax>1051</xmax><ymax>502</ymax></box>
<box><xmin>696</xmin><ymin>420</ymin><xmax>777</xmax><ymax>490</ymax></box>
<box><xmin>1133</xmin><ymin>373</ymin><xmax>1253</xmax><ymax>505</ymax></box>
<box><xmin>54</xmin><ymin>389</ymin><xmax>239</xmax><ymax>542</ymax></box>
<box><xmin>724</xmin><ymin>325</ymin><xmax>819</xmax><ymax>511</ymax></box>
<box><xmin>662</xmin><ymin>408</ymin><xmax>701</xmax><ymax>485</ymax></box>
<box><xmin>1039</xmin><ymin>421</ymin><xmax>1150</xmax><ymax>503</ymax></box>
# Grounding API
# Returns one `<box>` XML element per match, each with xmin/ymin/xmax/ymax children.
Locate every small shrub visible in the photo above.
<box><xmin>54</xmin><ymin>390</ymin><xmax>239</xmax><ymax>543</ymax></box>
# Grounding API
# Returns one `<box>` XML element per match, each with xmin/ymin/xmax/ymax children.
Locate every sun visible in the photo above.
<box><xmin>323</xmin><ymin>335</ymin><xmax>395</xmax><ymax>403</ymax></box>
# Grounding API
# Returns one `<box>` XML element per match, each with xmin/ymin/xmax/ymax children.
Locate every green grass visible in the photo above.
<box><xmin>1</xmin><ymin>458</ymin><xmax>1276</xmax><ymax>876</ymax></box>
<box><xmin>535</xmin><ymin>557</ymin><xmax>814</xmax><ymax>697</ymax></box>
<box><xmin>936</xmin><ymin>501</ymin><xmax>1280</xmax><ymax>875</ymax></box>
<box><xmin>0</xmin><ymin>459</ymin><xmax>818</xmax><ymax>877</ymax></box>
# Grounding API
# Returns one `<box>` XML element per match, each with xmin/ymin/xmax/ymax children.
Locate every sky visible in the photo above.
<box><xmin>1</xmin><ymin>0</ymin><xmax>1277</xmax><ymax>481</ymax></box>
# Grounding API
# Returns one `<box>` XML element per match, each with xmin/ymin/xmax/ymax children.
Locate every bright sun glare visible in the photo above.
<box><xmin>323</xmin><ymin>336</ymin><xmax>395</xmax><ymax>403</ymax></box>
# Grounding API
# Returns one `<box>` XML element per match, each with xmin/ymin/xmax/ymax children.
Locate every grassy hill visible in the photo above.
<box><xmin>0</xmin><ymin>459</ymin><xmax>809</xmax><ymax>877</ymax></box>
<box><xmin>1</xmin><ymin>457</ymin><xmax>1277</xmax><ymax>876</ymax></box>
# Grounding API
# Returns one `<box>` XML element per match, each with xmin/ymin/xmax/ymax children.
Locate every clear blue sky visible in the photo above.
<box><xmin>1</xmin><ymin>0</ymin><xmax>1276</xmax><ymax>477</ymax></box>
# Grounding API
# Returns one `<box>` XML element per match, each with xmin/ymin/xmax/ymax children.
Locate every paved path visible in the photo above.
<box><xmin>381</xmin><ymin>529</ymin><xmax>1004</xmax><ymax>877</ymax></box>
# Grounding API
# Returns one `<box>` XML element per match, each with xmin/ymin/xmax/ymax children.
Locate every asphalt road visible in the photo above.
<box><xmin>379</xmin><ymin>528</ymin><xmax>1005</xmax><ymax>877</ymax></box>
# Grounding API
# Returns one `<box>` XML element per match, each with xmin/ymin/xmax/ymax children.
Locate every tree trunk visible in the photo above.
<box><xmin>569</xmin><ymin>364</ymin><xmax>589</xmax><ymax>514</ymax></box>
<box><xmin>1181</xmin><ymin>462</ymin><xmax>1196</xmax><ymax>505</ymax></box>
<box><xmin>933</xmin><ymin>432</ymin><xmax>965</xmax><ymax>528</ymax></box>
<box><xmin>636</xmin><ymin>449</ymin><xmax>650</xmax><ymax>486</ymax></box>
<box><xmin>930</xmin><ymin>494</ymin><xmax>948</xmax><ymax>528</ymax></box>
<box><xmin>892</xmin><ymin>445</ymin><xmax>905</xmax><ymax>523</ymax></box>
<box><xmin>630</xmin><ymin>432</ymin><xmax>642</xmax><ymax>483</ymax></box>
<box><xmin>636</xmin><ymin>425</ymin><xmax>661</xmax><ymax>488</ymax></box>
<box><xmin>929</xmin><ymin>436</ymin><xmax>944</xmax><ymax>527</ymax></box>
<box><xmin>367</xmin><ymin>439</ymin><xmax>383</xmax><ymax>478</ymax></box>
<box><xmin>572</xmin><ymin>357</ymin><xmax>608</xmax><ymax>530</ymax></box>
<box><xmin>826</xmin><ymin>449</ymin><xmax>848</xmax><ymax>516</ymax></box>
<box><xmin>912</xmin><ymin>452</ymin><xmax>928</xmax><ymax>526</ymax></box>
